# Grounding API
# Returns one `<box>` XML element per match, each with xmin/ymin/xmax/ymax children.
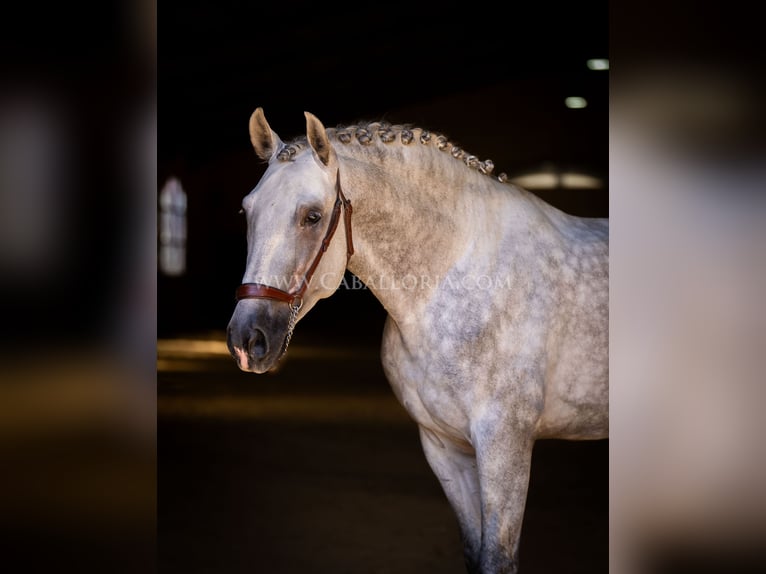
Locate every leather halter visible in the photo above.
<box><xmin>235</xmin><ymin>169</ymin><xmax>354</xmax><ymax>309</ymax></box>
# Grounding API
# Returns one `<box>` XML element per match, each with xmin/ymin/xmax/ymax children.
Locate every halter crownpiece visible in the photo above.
<box><xmin>234</xmin><ymin>168</ymin><xmax>354</xmax><ymax>308</ymax></box>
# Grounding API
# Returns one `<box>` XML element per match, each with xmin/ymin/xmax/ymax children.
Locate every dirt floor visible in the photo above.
<box><xmin>158</xmin><ymin>332</ymin><xmax>608</xmax><ymax>574</ymax></box>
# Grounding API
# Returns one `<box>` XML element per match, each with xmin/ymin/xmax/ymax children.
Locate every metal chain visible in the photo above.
<box><xmin>280</xmin><ymin>299</ymin><xmax>302</xmax><ymax>358</ymax></box>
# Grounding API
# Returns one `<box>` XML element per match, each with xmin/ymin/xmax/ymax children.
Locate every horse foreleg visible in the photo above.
<box><xmin>418</xmin><ymin>425</ymin><xmax>483</xmax><ymax>572</ymax></box>
<box><xmin>473</xmin><ymin>421</ymin><xmax>535</xmax><ymax>574</ymax></box>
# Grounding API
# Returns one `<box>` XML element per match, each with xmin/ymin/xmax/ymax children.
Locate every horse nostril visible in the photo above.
<box><xmin>247</xmin><ymin>328</ymin><xmax>268</xmax><ymax>360</ymax></box>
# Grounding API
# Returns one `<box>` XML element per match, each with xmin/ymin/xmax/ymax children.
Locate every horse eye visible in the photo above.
<box><xmin>304</xmin><ymin>211</ymin><xmax>322</xmax><ymax>225</ymax></box>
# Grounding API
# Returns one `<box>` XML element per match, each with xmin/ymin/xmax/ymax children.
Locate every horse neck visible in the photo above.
<box><xmin>339</xmin><ymin>152</ymin><xmax>494</xmax><ymax>324</ymax></box>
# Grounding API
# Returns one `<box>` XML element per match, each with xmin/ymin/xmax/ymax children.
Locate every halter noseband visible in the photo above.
<box><xmin>234</xmin><ymin>169</ymin><xmax>354</xmax><ymax>311</ymax></box>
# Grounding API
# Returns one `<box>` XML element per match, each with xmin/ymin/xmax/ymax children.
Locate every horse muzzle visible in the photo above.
<box><xmin>226</xmin><ymin>299</ymin><xmax>292</xmax><ymax>373</ymax></box>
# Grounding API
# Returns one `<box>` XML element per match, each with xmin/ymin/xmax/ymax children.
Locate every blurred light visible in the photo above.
<box><xmin>587</xmin><ymin>58</ymin><xmax>610</xmax><ymax>70</ymax></box>
<box><xmin>156</xmin><ymin>336</ymin><xmax>378</xmax><ymax>372</ymax></box>
<box><xmin>561</xmin><ymin>172</ymin><xmax>603</xmax><ymax>189</ymax></box>
<box><xmin>159</xmin><ymin>390</ymin><xmax>409</xmax><ymax>424</ymax></box>
<box><xmin>0</xmin><ymin>97</ymin><xmax>69</xmax><ymax>276</ymax></box>
<box><xmin>565</xmin><ymin>96</ymin><xmax>588</xmax><ymax>109</ymax></box>
<box><xmin>511</xmin><ymin>171</ymin><xmax>603</xmax><ymax>190</ymax></box>
<box><xmin>512</xmin><ymin>172</ymin><xmax>559</xmax><ymax>189</ymax></box>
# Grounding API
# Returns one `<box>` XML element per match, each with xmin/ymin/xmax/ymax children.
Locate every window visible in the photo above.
<box><xmin>158</xmin><ymin>176</ymin><xmax>186</xmax><ymax>275</ymax></box>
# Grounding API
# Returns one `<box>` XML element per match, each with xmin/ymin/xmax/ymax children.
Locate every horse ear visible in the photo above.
<box><xmin>249</xmin><ymin>107</ymin><xmax>284</xmax><ymax>161</ymax></box>
<box><xmin>305</xmin><ymin>111</ymin><xmax>336</xmax><ymax>168</ymax></box>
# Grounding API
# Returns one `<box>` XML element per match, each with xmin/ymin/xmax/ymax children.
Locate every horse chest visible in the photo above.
<box><xmin>380</xmin><ymin>317</ymin><xmax>479</xmax><ymax>444</ymax></box>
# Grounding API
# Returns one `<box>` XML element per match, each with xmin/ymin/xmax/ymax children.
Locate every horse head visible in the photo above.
<box><xmin>227</xmin><ymin>108</ymin><xmax>352</xmax><ymax>373</ymax></box>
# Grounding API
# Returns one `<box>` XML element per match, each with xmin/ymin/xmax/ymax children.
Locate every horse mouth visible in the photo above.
<box><xmin>231</xmin><ymin>345</ymin><xmax>272</xmax><ymax>373</ymax></box>
<box><xmin>228</xmin><ymin>332</ymin><xmax>287</xmax><ymax>373</ymax></box>
<box><xmin>226</xmin><ymin>307</ymin><xmax>291</xmax><ymax>374</ymax></box>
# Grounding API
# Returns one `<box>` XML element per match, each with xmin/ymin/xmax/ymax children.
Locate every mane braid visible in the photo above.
<box><xmin>278</xmin><ymin>121</ymin><xmax>508</xmax><ymax>182</ymax></box>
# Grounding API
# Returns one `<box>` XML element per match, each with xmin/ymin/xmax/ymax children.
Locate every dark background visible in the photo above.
<box><xmin>158</xmin><ymin>0</ymin><xmax>608</xmax><ymax>339</ymax></box>
<box><xmin>159</xmin><ymin>2</ymin><xmax>608</xmax><ymax>573</ymax></box>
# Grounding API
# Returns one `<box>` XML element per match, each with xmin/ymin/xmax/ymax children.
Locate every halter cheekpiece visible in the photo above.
<box><xmin>234</xmin><ymin>168</ymin><xmax>354</xmax><ymax>311</ymax></box>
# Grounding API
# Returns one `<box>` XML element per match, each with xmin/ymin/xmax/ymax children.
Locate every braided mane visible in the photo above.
<box><xmin>276</xmin><ymin>121</ymin><xmax>510</xmax><ymax>183</ymax></box>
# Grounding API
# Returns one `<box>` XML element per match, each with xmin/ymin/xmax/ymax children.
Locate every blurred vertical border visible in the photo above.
<box><xmin>0</xmin><ymin>0</ymin><xmax>156</xmax><ymax>572</ymax></box>
<box><xmin>611</xmin><ymin>1</ymin><xmax>766</xmax><ymax>573</ymax></box>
